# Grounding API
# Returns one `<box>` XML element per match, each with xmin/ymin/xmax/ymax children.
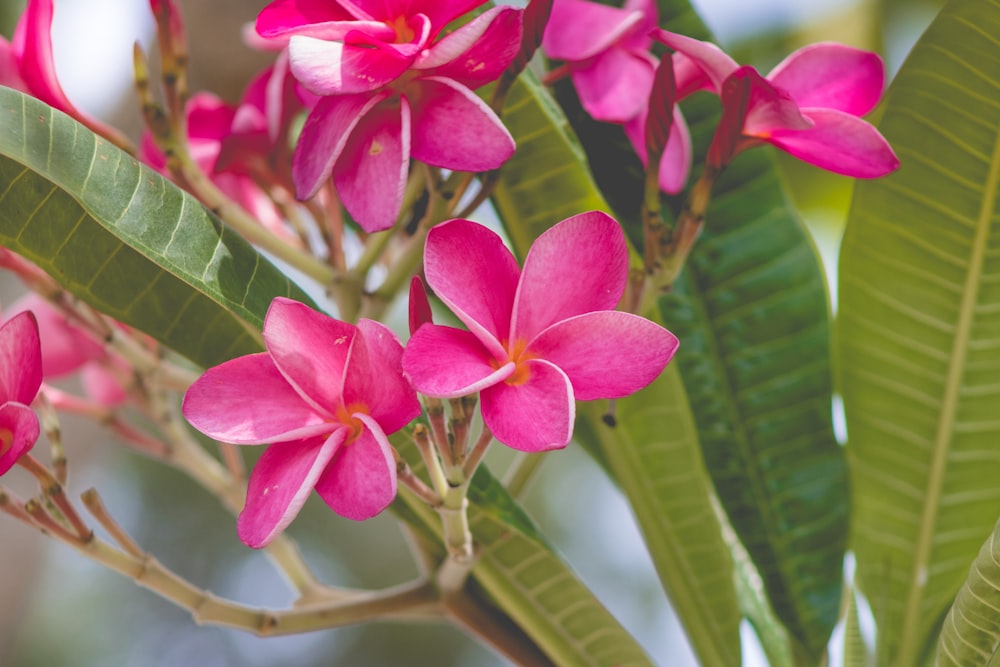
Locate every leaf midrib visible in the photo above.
<box><xmin>896</xmin><ymin>101</ymin><xmax>1000</xmax><ymax>666</ymax></box>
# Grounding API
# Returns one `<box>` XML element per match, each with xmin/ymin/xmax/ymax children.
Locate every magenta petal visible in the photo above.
<box><xmin>739</xmin><ymin>67</ymin><xmax>813</xmax><ymax>136</ymax></box>
<box><xmin>256</xmin><ymin>0</ymin><xmax>357</xmax><ymax>39</ymax></box>
<box><xmin>403</xmin><ymin>325</ymin><xmax>513</xmax><ymax>398</ymax></box>
<box><xmin>405</xmin><ymin>0</ymin><xmax>487</xmax><ymax>31</ymax></box>
<box><xmin>0</xmin><ymin>311</ymin><xmax>42</xmax><ymax>405</ymax></box>
<box><xmin>512</xmin><ymin>211</ymin><xmax>627</xmax><ymax>341</ymax></box>
<box><xmin>571</xmin><ymin>49</ymin><xmax>656</xmax><ymax>123</ymax></box>
<box><xmin>80</xmin><ymin>362</ymin><xmax>127</xmax><ymax>408</ymax></box>
<box><xmin>13</xmin><ymin>0</ymin><xmax>76</xmax><ymax>116</ymax></box>
<box><xmin>481</xmin><ymin>359</ymin><xmax>574</xmax><ymax>452</ymax></box>
<box><xmin>263</xmin><ymin>298</ymin><xmax>355</xmax><ymax>415</ymax></box>
<box><xmin>0</xmin><ymin>402</ymin><xmax>40</xmax><ymax>475</ymax></box>
<box><xmin>767</xmin><ymin>108</ymin><xmax>900</xmax><ymax>178</ymax></box>
<box><xmin>651</xmin><ymin>29</ymin><xmax>738</xmax><ymax>93</ymax></box>
<box><xmin>423</xmin><ymin>219</ymin><xmax>519</xmax><ymax>358</ymax></box>
<box><xmin>408</xmin><ymin>77</ymin><xmax>515</xmax><ymax>172</ymax></box>
<box><xmin>0</xmin><ymin>38</ymin><xmax>28</xmax><ymax>91</ymax></box>
<box><xmin>289</xmin><ymin>35</ymin><xmax>410</xmax><ymax>95</ymax></box>
<box><xmin>237</xmin><ymin>431</ymin><xmax>345</xmax><ymax>548</ymax></box>
<box><xmin>182</xmin><ymin>353</ymin><xmax>331</xmax><ymax>444</ymax></box>
<box><xmin>343</xmin><ymin>319</ymin><xmax>420</xmax><ymax>434</ymax></box>
<box><xmin>416</xmin><ymin>6</ymin><xmax>522</xmax><ymax>87</ymax></box>
<box><xmin>6</xmin><ymin>293</ymin><xmax>103</xmax><ymax>378</ymax></box>
<box><xmin>659</xmin><ymin>107</ymin><xmax>692</xmax><ymax>194</ymax></box>
<box><xmin>768</xmin><ymin>43</ymin><xmax>885</xmax><ymax>116</ymax></box>
<box><xmin>314</xmin><ymin>416</ymin><xmax>396</xmax><ymax>521</ymax></box>
<box><xmin>529</xmin><ymin>311</ymin><xmax>678</xmax><ymax>400</ymax></box>
<box><xmin>333</xmin><ymin>96</ymin><xmax>410</xmax><ymax>233</ymax></box>
<box><xmin>543</xmin><ymin>0</ymin><xmax>642</xmax><ymax>61</ymax></box>
<box><xmin>292</xmin><ymin>92</ymin><xmax>387</xmax><ymax>200</ymax></box>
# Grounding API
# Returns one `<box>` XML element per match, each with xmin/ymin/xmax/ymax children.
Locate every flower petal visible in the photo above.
<box><xmin>408</xmin><ymin>275</ymin><xmax>433</xmax><ymax>336</ymax></box>
<box><xmin>543</xmin><ymin>0</ymin><xmax>642</xmax><ymax>62</ymax></box>
<box><xmin>0</xmin><ymin>402</ymin><xmax>40</xmax><ymax>476</ymax></box>
<box><xmin>0</xmin><ymin>38</ymin><xmax>29</xmax><ymax>91</ymax></box>
<box><xmin>237</xmin><ymin>431</ymin><xmax>345</xmax><ymax>548</ymax></box>
<box><xmin>292</xmin><ymin>91</ymin><xmax>388</xmax><ymax>200</ymax></box>
<box><xmin>739</xmin><ymin>66</ymin><xmax>813</xmax><ymax>137</ymax></box>
<box><xmin>6</xmin><ymin>293</ymin><xmax>103</xmax><ymax>378</ymax></box>
<box><xmin>403</xmin><ymin>324</ymin><xmax>513</xmax><ymax>398</ymax></box>
<box><xmin>529</xmin><ymin>311</ymin><xmax>678</xmax><ymax>400</ymax></box>
<box><xmin>288</xmin><ymin>34</ymin><xmax>411</xmax><ymax>95</ymax></box>
<box><xmin>405</xmin><ymin>0</ymin><xmax>487</xmax><ymax>31</ymax></box>
<box><xmin>481</xmin><ymin>359</ymin><xmax>573</xmax><ymax>452</ymax></box>
<box><xmin>81</xmin><ymin>360</ymin><xmax>128</xmax><ymax>407</ymax></box>
<box><xmin>263</xmin><ymin>298</ymin><xmax>356</xmax><ymax>416</ymax></box>
<box><xmin>659</xmin><ymin>107</ymin><xmax>692</xmax><ymax>194</ymax></box>
<box><xmin>256</xmin><ymin>0</ymin><xmax>360</xmax><ymax>40</ymax></box>
<box><xmin>415</xmin><ymin>6</ymin><xmax>522</xmax><ymax>87</ymax></box>
<box><xmin>423</xmin><ymin>219</ymin><xmax>519</xmax><ymax>358</ymax></box>
<box><xmin>408</xmin><ymin>77</ymin><xmax>515</xmax><ymax>172</ymax></box>
<box><xmin>343</xmin><ymin>319</ymin><xmax>420</xmax><ymax>434</ymax></box>
<box><xmin>767</xmin><ymin>43</ymin><xmax>884</xmax><ymax>116</ymax></box>
<box><xmin>314</xmin><ymin>415</ymin><xmax>396</xmax><ymax>521</ymax></box>
<box><xmin>571</xmin><ymin>48</ymin><xmax>656</xmax><ymax>123</ymax></box>
<box><xmin>182</xmin><ymin>352</ymin><xmax>331</xmax><ymax>444</ymax></box>
<box><xmin>766</xmin><ymin>108</ymin><xmax>900</xmax><ymax>178</ymax></box>
<box><xmin>0</xmin><ymin>311</ymin><xmax>42</xmax><ymax>405</ymax></box>
<box><xmin>333</xmin><ymin>96</ymin><xmax>410</xmax><ymax>232</ymax></box>
<box><xmin>651</xmin><ymin>29</ymin><xmax>739</xmax><ymax>93</ymax></box>
<box><xmin>511</xmin><ymin>211</ymin><xmax>627</xmax><ymax>341</ymax></box>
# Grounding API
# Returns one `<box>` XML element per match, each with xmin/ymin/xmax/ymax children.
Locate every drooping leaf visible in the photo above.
<box><xmin>935</xmin><ymin>514</ymin><xmax>1000</xmax><ymax>667</ymax></box>
<box><xmin>838</xmin><ymin>0</ymin><xmax>1000</xmax><ymax>664</ymax></box>
<box><xmin>0</xmin><ymin>86</ymin><xmax>312</xmax><ymax>369</ymax></box>
<box><xmin>493</xmin><ymin>72</ymin><xmax>742</xmax><ymax>665</ymax></box>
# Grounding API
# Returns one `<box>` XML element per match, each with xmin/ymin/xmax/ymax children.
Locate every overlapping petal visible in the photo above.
<box><xmin>408</xmin><ymin>77</ymin><xmax>515</xmax><ymax>172</ymax></box>
<box><xmin>571</xmin><ymin>47</ymin><xmax>656</xmax><ymax>122</ymax></box>
<box><xmin>424</xmin><ymin>219</ymin><xmax>520</xmax><ymax>357</ymax></box>
<box><xmin>0</xmin><ymin>402</ymin><xmax>40</xmax><ymax>476</ymax></box>
<box><xmin>314</xmin><ymin>416</ymin><xmax>396</xmax><ymax>520</ymax></box>
<box><xmin>543</xmin><ymin>0</ymin><xmax>642</xmax><ymax>61</ymax></box>
<box><xmin>0</xmin><ymin>311</ymin><xmax>42</xmax><ymax>405</ymax></box>
<box><xmin>404</xmin><ymin>325</ymin><xmax>515</xmax><ymax>397</ymax></box>
<box><xmin>512</xmin><ymin>211</ymin><xmax>627</xmax><ymax>340</ymax></box>
<box><xmin>767</xmin><ymin>42</ymin><xmax>884</xmax><ymax>115</ymax></box>
<box><xmin>415</xmin><ymin>6</ymin><xmax>522</xmax><ymax>88</ymax></box>
<box><xmin>237</xmin><ymin>432</ymin><xmax>344</xmax><ymax>548</ymax></box>
<box><xmin>345</xmin><ymin>320</ymin><xmax>421</xmax><ymax>433</ymax></box>
<box><xmin>256</xmin><ymin>0</ymin><xmax>359</xmax><ymax>39</ymax></box>
<box><xmin>652</xmin><ymin>28</ymin><xmax>739</xmax><ymax>92</ymax></box>
<box><xmin>182</xmin><ymin>353</ymin><xmax>332</xmax><ymax>444</ymax></box>
<box><xmin>481</xmin><ymin>359</ymin><xmax>574</xmax><ymax>452</ymax></box>
<box><xmin>289</xmin><ymin>35</ymin><xmax>411</xmax><ymax>95</ymax></box>
<box><xmin>528</xmin><ymin>311</ymin><xmax>679</xmax><ymax>400</ymax></box>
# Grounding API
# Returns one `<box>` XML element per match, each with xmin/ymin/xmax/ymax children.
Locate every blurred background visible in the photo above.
<box><xmin>0</xmin><ymin>0</ymin><xmax>943</xmax><ymax>665</ymax></box>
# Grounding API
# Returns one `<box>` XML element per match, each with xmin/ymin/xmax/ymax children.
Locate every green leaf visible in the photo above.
<box><xmin>935</xmin><ymin>514</ymin><xmax>1000</xmax><ymax>667</ymax></box>
<box><xmin>394</xmin><ymin>442</ymin><xmax>654</xmax><ymax>667</ymax></box>
<box><xmin>837</xmin><ymin>0</ymin><xmax>1000</xmax><ymax>664</ymax></box>
<box><xmin>0</xmin><ymin>86</ymin><xmax>313</xmax><ymax>369</ymax></box>
<box><xmin>493</xmin><ymin>72</ymin><xmax>742</xmax><ymax>666</ymax></box>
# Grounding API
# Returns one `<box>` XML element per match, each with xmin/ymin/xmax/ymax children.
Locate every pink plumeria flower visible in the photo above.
<box><xmin>403</xmin><ymin>212</ymin><xmax>679</xmax><ymax>452</ymax></box>
<box><xmin>654</xmin><ymin>31</ymin><xmax>900</xmax><ymax>177</ymax></box>
<box><xmin>255</xmin><ymin>1</ymin><xmax>522</xmax><ymax>232</ymax></box>
<box><xmin>0</xmin><ymin>0</ymin><xmax>130</xmax><ymax>148</ymax></box>
<box><xmin>5</xmin><ymin>294</ymin><xmax>127</xmax><ymax>407</ymax></box>
<box><xmin>0</xmin><ymin>311</ymin><xmax>43</xmax><ymax>475</ymax></box>
<box><xmin>183</xmin><ymin>298</ymin><xmax>421</xmax><ymax>548</ymax></box>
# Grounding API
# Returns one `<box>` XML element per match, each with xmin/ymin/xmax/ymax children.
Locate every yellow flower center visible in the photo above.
<box><xmin>335</xmin><ymin>403</ymin><xmax>369</xmax><ymax>443</ymax></box>
<box><xmin>0</xmin><ymin>428</ymin><xmax>13</xmax><ymax>458</ymax></box>
<box><xmin>389</xmin><ymin>15</ymin><xmax>416</xmax><ymax>43</ymax></box>
<box><xmin>490</xmin><ymin>340</ymin><xmax>535</xmax><ymax>386</ymax></box>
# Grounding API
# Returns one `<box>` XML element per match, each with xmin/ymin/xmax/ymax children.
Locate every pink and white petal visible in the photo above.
<box><xmin>481</xmin><ymin>359</ymin><xmax>574</xmax><ymax>452</ymax></box>
<box><xmin>333</xmin><ymin>97</ymin><xmax>410</xmax><ymax>233</ymax></box>
<box><xmin>542</xmin><ymin>0</ymin><xmax>642</xmax><ymax>62</ymax></box>
<box><xmin>0</xmin><ymin>311</ymin><xmax>42</xmax><ymax>405</ymax></box>
<box><xmin>651</xmin><ymin>29</ymin><xmax>739</xmax><ymax>93</ymax></box>
<box><xmin>292</xmin><ymin>91</ymin><xmax>387</xmax><ymax>200</ymax></box>
<box><xmin>6</xmin><ymin>293</ymin><xmax>103</xmax><ymax>377</ymax></box>
<box><xmin>528</xmin><ymin>311</ymin><xmax>678</xmax><ymax>400</ymax></box>
<box><xmin>408</xmin><ymin>77</ymin><xmax>515</xmax><ymax>172</ymax></box>
<box><xmin>182</xmin><ymin>353</ymin><xmax>332</xmax><ymax>444</ymax></box>
<box><xmin>512</xmin><ymin>211</ymin><xmax>627</xmax><ymax>341</ymax></box>
<box><xmin>415</xmin><ymin>6</ymin><xmax>521</xmax><ymax>87</ymax></box>
<box><xmin>0</xmin><ymin>402</ymin><xmax>40</xmax><ymax>476</ymax></box>
<box><xmin>256</xmin><ymin>0</ymin><xmax>359</xmax><ymax>39</ymax></box>
<box><xmin>263</xmin><ymin>297</ymin><xmax>356</xmax><ymax>414</ymax></box>
<box><xmin>739</xmin><ymin>67</ymin><xmax>813</xmax><ymax>137</ymax></box>
<box><xmin>289</xmin><ymin>35</ymin><xmax>410</xmax><ymax>95</ymax></box>
<box><xmin>402</xmin><ymin>325</ymin><xmax>513</xmax><ymax>398</ymax></box>
<box><xmin>768</xmin><ymin>43</ymin><xmax>884</xmax><ymax>116</ymax></box>
<box><xmin>423</xmin><ymin>219</ymin><xmax>519</xmax><ymax>357</ymax></box>
<box><xmin>237</xmin><ymin>431</ymin><xmax>345</xmax><ymax>548</ymax></box>
<box><xmin>344</xmin><ymin>319</ymin><xmax>420</xmax><ymax>434</ymax></box>
<box><xmin>766</xmin><ymin>108</ymin><xmax>900</xmax><ymax>178</ymax></box>
<box><xmin>571</xmin><ymin>49</ymin><xmax>655</xmax><ymax>123</ymax></box>
<box><xmin>314</xmin><ymin>415</ymin><xmax>396</xmax><ymax>520</ymax></box>
<box><xmin>658</xmin><ymin>107</ymin><xmax>692</xmax><ymax>194</ymax></box>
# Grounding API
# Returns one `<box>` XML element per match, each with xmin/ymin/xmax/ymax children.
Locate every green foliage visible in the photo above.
<box><xmin>0</xmin><ymin>86</ymin><xmax>312</xmax><ymax>369</ymax></box>
<box><xmin>837</xmin><ymin>0</ymin><xmax>1000</xmax><ymax>664</ymax></box>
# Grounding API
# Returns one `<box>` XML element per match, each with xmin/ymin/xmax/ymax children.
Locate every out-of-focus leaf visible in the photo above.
<box><xmin>838</xmin><ymin>0</ymin><xmax>1000</xmax><ymax>664</ymax></box>
<box><xmin>935</xmin><ymin>515</ymin><xmax>1000</xmax><ymax>666</ymax></box>
<box><xmin>0</xmin><ymin>86</ymin><xmax>312</xmax><ymax>369</ymax></box>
